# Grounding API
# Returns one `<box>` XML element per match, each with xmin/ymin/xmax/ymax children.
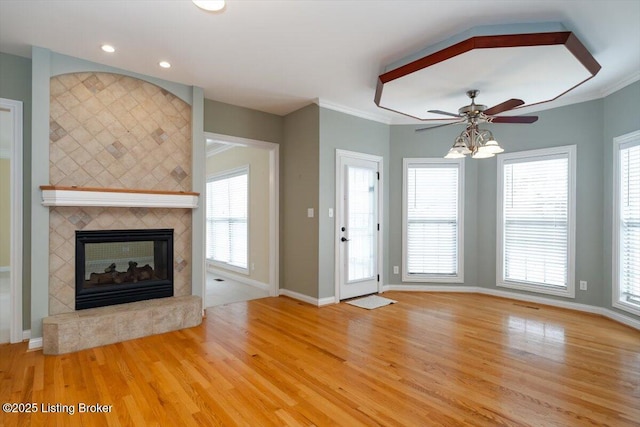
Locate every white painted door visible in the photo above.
<box><xmin>337</xmin><ymin>153</ymin><xmax>380</xmax><ymax>300</ymax></box>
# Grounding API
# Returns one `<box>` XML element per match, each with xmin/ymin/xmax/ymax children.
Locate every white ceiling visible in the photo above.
<box><xmin>0</xmin><ymin>0</ymin><xmax>638</xmax><ymax>124</ymax></box>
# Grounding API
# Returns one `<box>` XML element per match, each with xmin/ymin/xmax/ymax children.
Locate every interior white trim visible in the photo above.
<box><xmin>206</xmin><ymin>142</ymin><xmax>234</xmax><ymax>157</ymax></box>
<box><xmin>383</xmin><ymin>284</ymin><xmax>640</xmax><ymax>331</ymax></box>
<box><xmin>22</xmin><ymin>329</ymin><xmax>30</xmax><ymax>340</ymax></box>
<box><xmin>206</xmin><ymin>165</ymin><xmax>251</xmax><ymax>275</ymax></box>
<box><xmin>40</xmin><ymin>188</ymin><xmax>199</xmax><ymax>209</ymax></box>
<box><xmin>0</xmin><ymin>148</ymin><xmax>11</xmax><ymax>159</ymax></box>
<box><xmin>334</xmin><ymin>149</ymin><xmax>384</xmax><ymax>301</ymax></box>
<box><xmin>611</xmin><ymin>130</ymin><xmax>640</xmax><ymax>317</ymax></box>
<box><xmin>203</xmin><ymin>132</ymin><xmax>280</xmax><ymax>299</ymax></box>
<box><xmin>28</xmin><ymin>337</ymin><xmax>43</xmax><ymax>350</ymax></box>
<box><xmin>279</xmin><ymin>289</ymin><xmax>336</xmax><ymax>307</ymax></box>
<box><xmin>1</xmin><ymin>98</ymin><xmax>23</xmax><ymax>344</ymax></box>
<box><xmin>601</xmin><ymin>71</ymin><xmax>640</xmax><ymax>98</ymax></box>
<box><xmin>315</xmin><ymin>98</ymin><xmax>392</xmax><ymax>125</ymax></box>
<box><xmin>401</xmin><ymin>158</ymin><xmax>465</xmax><ymax>283</ymax></box>
<box><xmin>496</xmin><ymin>145</ymin><xmax>577</xmax><ymax>299</ymax></box>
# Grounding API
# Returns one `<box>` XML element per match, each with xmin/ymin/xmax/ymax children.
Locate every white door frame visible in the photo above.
<box><xmin>334</xmin><ymin>149</ymin><xmax>384</xmax><ymax>301</ymax></box>
<box><xmin>203</xmin><ymin>132</ymin><xmax>279</xmax><ymax>298</ymax></box>
<box><xmin>1</xmin><ymin>98</ymin><xmax>23</xmax><ymax>343</ymax></box>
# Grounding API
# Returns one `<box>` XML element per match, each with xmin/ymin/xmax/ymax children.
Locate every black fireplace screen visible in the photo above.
<box><xmin>75</xmin><ymin>229</ymin><xmax>173</xmax><ymax>310</ymax></box>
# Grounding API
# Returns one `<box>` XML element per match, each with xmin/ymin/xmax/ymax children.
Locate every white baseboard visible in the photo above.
<box><xmin>279</xmin><ymin>289</ymin><xmax>336</xmax><ymax>307</ymax></box>
<box><xmin>383</xmin><ymin>284</ymin><xmax>476</xmax><ymax>293</ymax></box>
<box><xmin>207</xmin><ymin>266</ymin><xmax>270</xmax><ymax>292</ymax></box>
<box><xmin>22</xmin><ymin>329</ymin><xmax>30</xmax><ymax>340</ymax></box>
<box><xmin>599</xmin><ymin>307</ymin><xmax>640</xmax><ymax>330</ymax></box>
<box><xmin>383</xmin><ymin>284</ymin><xmax>640</xmax><ymax>331</ymax></box>
<box><xmin>0</xmin><ymin>266</ymin><xmax>9</xmax><ymax>273</ymax></box>
<box><xmin>28</xmin><ymin>337</ymin><xmax>43</xmax><ymax>350</ymax></box>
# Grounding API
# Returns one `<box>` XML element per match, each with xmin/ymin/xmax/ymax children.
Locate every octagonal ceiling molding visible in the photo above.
<box><xmin>375</xmin><ymin>23</ymin><xmax>601</xmax><ymax>121</ymax></box>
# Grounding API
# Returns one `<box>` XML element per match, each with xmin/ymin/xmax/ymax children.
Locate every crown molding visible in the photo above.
<box><xmin>206</xmin><ymin>142</ymin><xmax>234</xmax><ymax>157</ymax></box>
<box><xmin>600</xmin><ymin>71</ymin><xmax>640</xmax><ymax>97</ymax></box>
<box><xmin>315</xmin><ymin>98</ymin><xmax>392</xmax><ymax>125</ymax></box>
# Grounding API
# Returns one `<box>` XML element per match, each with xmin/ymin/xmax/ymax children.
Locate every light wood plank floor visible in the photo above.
<box><xmin>1</xmin><ymin>292</ymin><xmax>639</xmax><ymax>426</ymax></box>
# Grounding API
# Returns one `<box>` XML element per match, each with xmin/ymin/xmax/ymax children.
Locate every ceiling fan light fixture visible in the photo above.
<box><xmin>471</xmin><ymin>146</ymin><xmax>496</xmax><ymax>159</ymax></box>
<box><xmin>483</xmin><ymin>138</ymin><xmax>504</xmax><ymax>154</ymax></box>
<box><xmin>445</xmin><ymin>148</ymin><xmax>466</xmax><ymax>159</ymax></box>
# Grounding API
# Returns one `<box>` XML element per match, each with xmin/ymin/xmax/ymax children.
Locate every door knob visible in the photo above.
<box><xmin>341</xmin><ymin>237</ymin><xmax>350</xmax><ymax>242</ymax></box>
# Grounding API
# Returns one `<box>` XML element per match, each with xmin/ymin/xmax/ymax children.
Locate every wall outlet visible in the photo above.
<box><xmin>579</xmin><ymin>280</ymin><xmax>587</xmax><ymax>290</ymax></box>
<box><xmin>393</xmin><ymin>266</ymin><xmax>399</xmax><ymax>274</ymax></box>
<box><xmin>307</xmin><ymin>208</ymin><xmax>314</xmax><ymax>218</ymax></box>
<box><xmin>251</xmin><ymin>263</ymin><xmax>255</xmax><ymax>271</ymax></box>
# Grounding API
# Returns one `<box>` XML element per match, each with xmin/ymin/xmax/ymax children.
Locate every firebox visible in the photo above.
<box><xmin>75</xmin><ymin>229</ymin><xmax>173</xmax><ymax>310</ymax></box>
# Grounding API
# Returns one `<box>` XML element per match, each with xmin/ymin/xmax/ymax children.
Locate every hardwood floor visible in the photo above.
<box><xmin>1</xmin><ymin>292</ymin><xmax>639</xmax><ymax>426</ymax></box>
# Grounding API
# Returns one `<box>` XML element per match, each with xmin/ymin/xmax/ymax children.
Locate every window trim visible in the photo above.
<box><xmin>612</xmin><ymin>130</ymin><xmax>640</xmax><ymax>316</ymax></box>
<box><xmin>496</xmin><ymin>145</ymin><xmax>577</xmax><ymax>298</ymax></box>
<box><xmin>402</xmin><ymin>158</ymin><xmax>465</xmax><ymax>283</ymax></box>
<box><xmin>206</xmin><ymin>165</ymin><xmax>250</xmax><ymax>275</ymax></box>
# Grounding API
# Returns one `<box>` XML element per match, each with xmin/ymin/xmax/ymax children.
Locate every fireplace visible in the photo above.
<box><xmin>75</xmin><ymin>229</ymin><xmax>174</xmax><ymax>310</ymax></box>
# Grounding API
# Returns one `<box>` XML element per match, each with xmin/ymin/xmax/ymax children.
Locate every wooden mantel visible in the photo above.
<box><xmin>40</xmin><ymin>185</ymin><xmax>199</xmax><ymax>209</ymax></box>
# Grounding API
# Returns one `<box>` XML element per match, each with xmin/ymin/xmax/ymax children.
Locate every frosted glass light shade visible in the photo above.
<box><xmin>484</xmin><ymin>139</ymin><xmax>504</xmax><ymax>154</ymax></box>
<box><xmin>471</xmin><ymin>146</ymin><xmax>495</xmax><ymax>158</ymax></box>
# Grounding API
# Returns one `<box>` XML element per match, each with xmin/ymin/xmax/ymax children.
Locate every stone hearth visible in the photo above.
<box><xmin>43</xmin><ymin>296</ymin><xmax>201</xmax><ymax>355</ymax></box>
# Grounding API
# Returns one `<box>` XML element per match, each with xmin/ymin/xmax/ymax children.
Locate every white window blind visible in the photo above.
<box><xmin>403</xmin><ymin>159</ymin><xmax>463</xmax><ymax>281</ymax></box>
<box><xmin>206</xmin><ymin>168</ymin><xmax>248</xmax><ymax>271</ymax></box>
<box><xmin>617</xmin><ymin>139</ymin><xmax>640</xmax><ymax>311</ymax></box>
<box><xmin>497</xmin><ymin>146</ymin><xmax>576</xmax><ymax>297</ymax></box>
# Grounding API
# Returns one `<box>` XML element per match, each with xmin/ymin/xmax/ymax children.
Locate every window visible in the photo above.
<box><xmin>206</xmin><ymin>167</ymin><xmax>249</xmax><ymax>272</ymax></box>
<box><xmin>497</xmin><ymin>146</ymin><xmax>576</xmax><ymax>297</ymax></box>
<box><xmin>402</xmin><ymin>158</ymin><xmax>464</xmax><ymax>282</ymax></box>
<box><xmin>613</xmin><ymin>131</ymin><xmax>640</xmax><ymax>315</ymax></box>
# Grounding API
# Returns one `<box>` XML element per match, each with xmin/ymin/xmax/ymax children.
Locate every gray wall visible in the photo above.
<box><xmin>474</xmin><ymin>99</ymin><xmax>604</xmax><ymax>306</ymax></box>
<box><xmin>389</xmin><ymin>124</ymin><xmax>479</xmax><ymax>287</ymax></box>
<box><xmin>603</xmin><ymin>80</ymin><xmax>640</xmax><ymax>315</ymax></box>
<box><xmin>3</xmin><ymin>45</ymin><xmax>639</xmax><ymax>330</ymax></box>
<box><xmin>388</xmin><ymin>84</ymin><xmax>639</xmax><ymax>322</ymax></box>
<box><xmin>318</xmin><ymin>107</ymin><xmax>390</xmax><ymax>298</ymax></box>
<box><xmin>0</xmin><ymin>52</ymin><xmax>31</xmax><ymax>328</ymax></box>
<box><xmin>281</xmin><ymin>104</ymin><xmax>320</xmax><ymax>297</ymax></box>
<box><xmin>204</xmin><ymin>99</ymin><xmax>284</xmax><ymax>144</ymax></box>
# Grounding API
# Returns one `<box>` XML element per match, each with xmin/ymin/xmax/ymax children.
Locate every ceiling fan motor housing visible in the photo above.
<box><xmin>459</xmin><ymin>91</ymin><xmax>486</xmax><ymax>117</ymax></box>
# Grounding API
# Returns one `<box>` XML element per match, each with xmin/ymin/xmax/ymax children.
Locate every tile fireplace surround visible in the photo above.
<box><xmin>42</xmin><ymin>72</ymin><xmax>202</xmax><ymax>354</ymax></box>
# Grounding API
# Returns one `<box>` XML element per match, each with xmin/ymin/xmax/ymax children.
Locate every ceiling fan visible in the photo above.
<box><xmin>416</xmin><ymin>90</ymin><xmax>539</xmax><ymax>159</ymax></box>
<box><xmin>415</xmin><ymin>90</ymin><xmax>538</xmax><ymax>132</ymax></box>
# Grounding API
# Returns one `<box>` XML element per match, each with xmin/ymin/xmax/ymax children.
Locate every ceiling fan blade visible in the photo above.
<box><xmin>484</xmin><ymin>98</ymin><xmax>524</xmax><ymax>115</ymax></box>
<box><xmin>490</xmin><ymin>116</ymin><xmax>538</xmax><ymax>124</ymax></box>
<box><xmin>427</xmin><ymin>109</ymin><xmax>462</xmax><ymax>118</ymax></box>
<box><xmin>415</xmin><ymin>120</ymin><xmax>464</xmax><ymax>132</ymax></box>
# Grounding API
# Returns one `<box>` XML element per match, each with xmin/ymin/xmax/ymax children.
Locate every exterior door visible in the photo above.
<box><xmin>337</xmin><ymin>151</ymin><xmax>381</xmax><ymax>300</ymax></box>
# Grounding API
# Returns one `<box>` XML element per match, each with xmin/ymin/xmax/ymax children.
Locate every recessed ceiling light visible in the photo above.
<box><xmin>192</xmin><ymin>0</ymin><xmax>226</xmax><ymax>12</ymax></box>
<box><xmin>101</xmin><ymin>44</ymin><xmax>115</xmax><ymax>53</ymax></box>
<box><xmin>159</xmin><ymin>61</ymin><xmax>171</xmax><ymax>69</ymax></box>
